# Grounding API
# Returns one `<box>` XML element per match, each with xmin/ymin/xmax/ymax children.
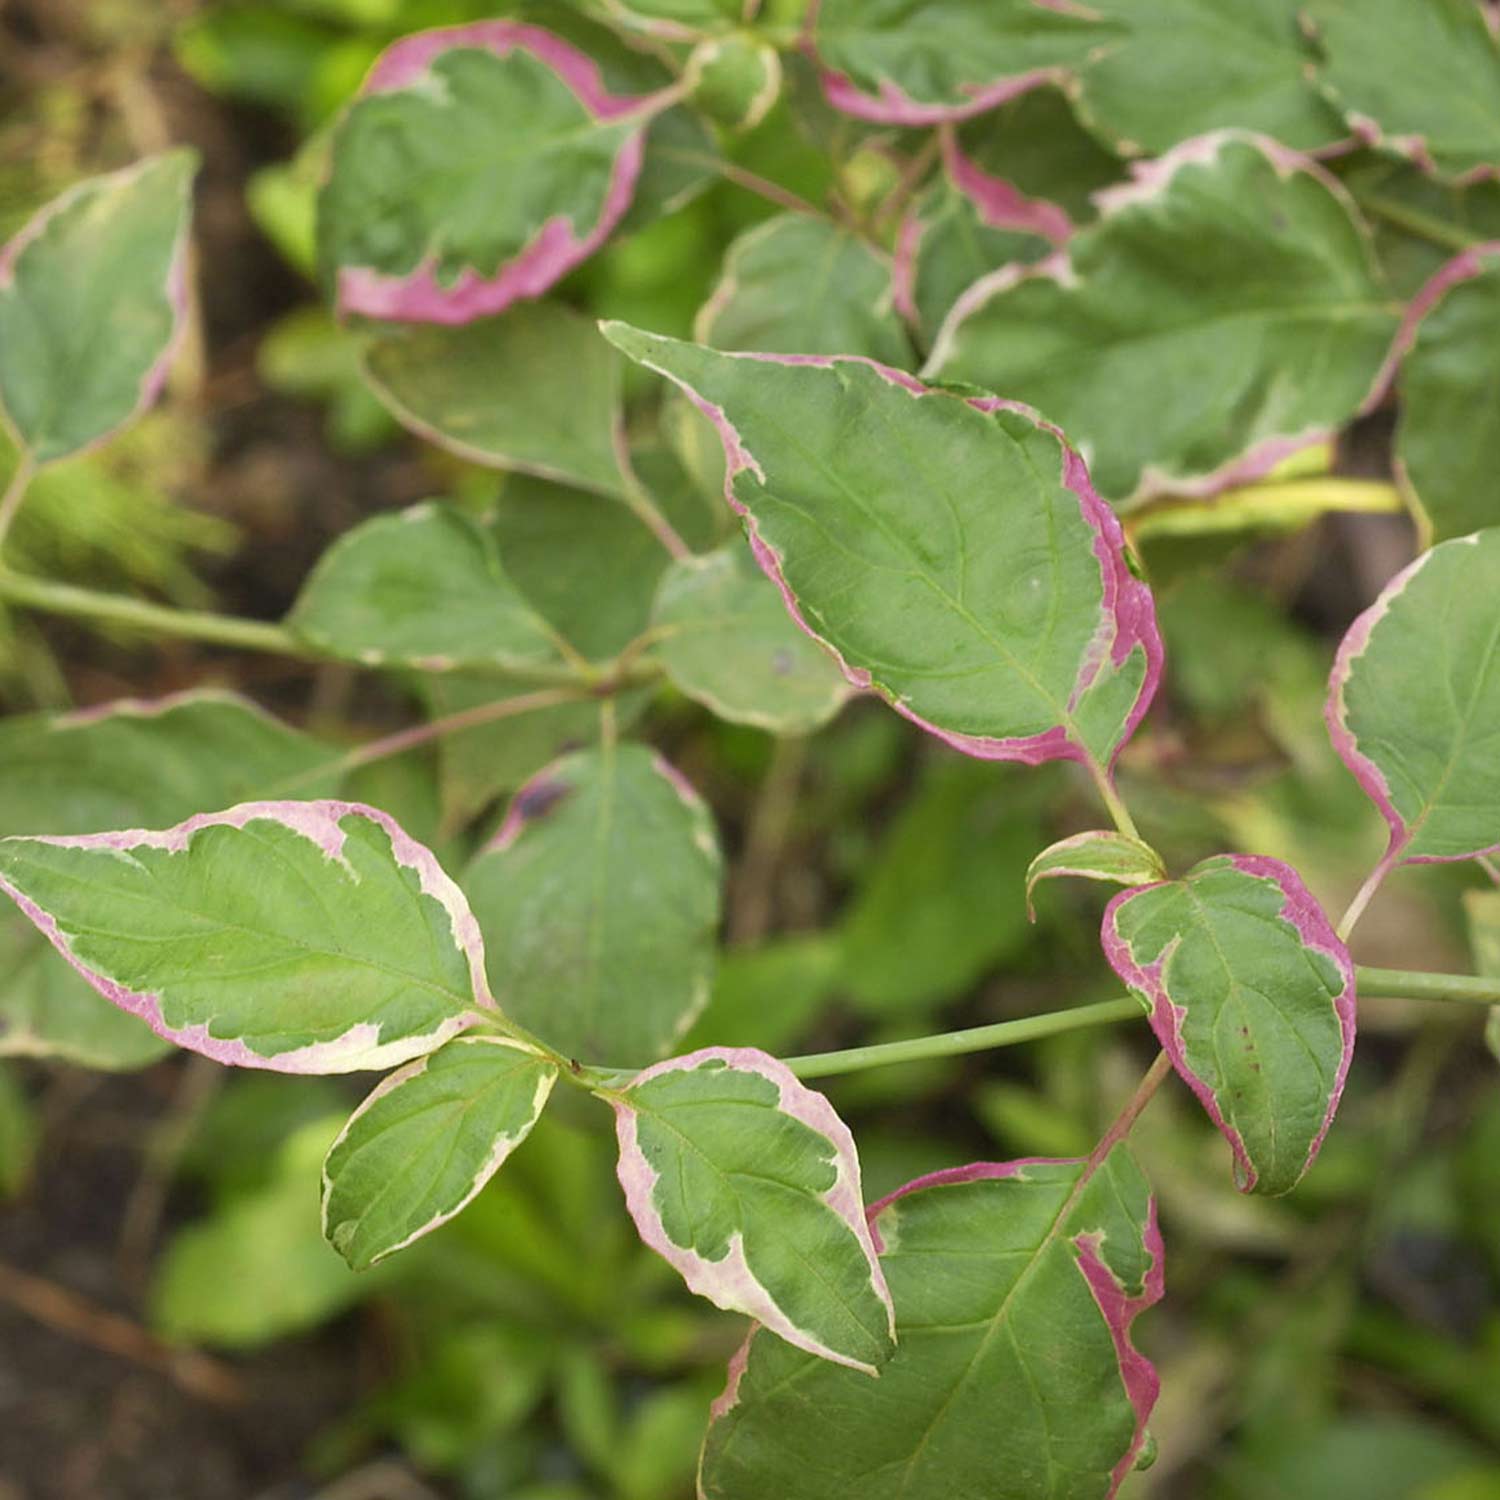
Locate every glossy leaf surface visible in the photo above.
<box><xmin>1395</xmin><ymin>246</ymin><xmax>1500</xmax><ymax>541</ymax></box>
<box><xmin>1327</xmin><ymin>529</ymin><xmax>1500</xmax><ymax>864</ymax></box>
<box><xmin>322</xmin><ymin>1035</ymin><xmax>556</xmax><ymax>1269</ymax></box>
<box><xmin>465</xmin><ymin>746</ymin><xmax>722</xmax><ymax>1065</ymax></box>
<box><xmin>652</xmin><ymin>545</ymin><xmax>850</xmax><ymax>734</ymax></box>
<box><xmin>288</xmin><ymin>502</ymin><xmax>563</xmax><ymax>673</ymax></box>
<box><xmin>603</xmin><ymin>324</ymin><xmax>1162</xmax><ymax>779</ymax></box>
<box><xmin>812</xmin><ymin>0</ymin><xmax>1104</xmax><ymax>124</ymax></box>
<box><xmin>361</xmin><ymin>302</ymin><xmax>627</xmax><ymax>498</ymax></box>
<box><xmin>929</xmin><ymin>134</ymin><xmax>1401</xmax><ymax>504</ymax></box>
<box><xmin>697</xmin><ymin>214</ymin><xmax>912</xmax><ymax>366</ymax></box>
<box><xmin>0</xmin><ymin>801</ymin><xmax>490</xmax><ymax>1073</ymax></box>
<box><xmin>613</xmin><ymin>1046</ymin><xmax>894</xmax><ymax>1373</ymax></box>
<box><xmin>1026</xmin><ymin>830</ymin><xmax>1167</xmax><ymax>918</ymax></box>
<box><xmin>0</xmin><ymin>692</ymin><xmax>333</xmax><ymax>1069</ymax></box>
<box><xmin>700</xmin><ymin>1147</ymin><xmax>1161</xmax><ymax>1499</ymax></box>
<box><xmin>1306</xmin><ymin>0</ymin><xmax>1500</xmax><ymax>184</ymax></box>
<box><xmin>0</xmin><ymin>151</ymin><xmax>195</xmax><ymax>464</ymax></box>
<box><xmin>1103</xmin><ymin>854</ymin><xmax>1355</xmax><ymax>1194</ymax></box>
<box><xmin>321</xmin><ymin>22</ymin><xmax>662</xmax><ymax>323</ymax></box>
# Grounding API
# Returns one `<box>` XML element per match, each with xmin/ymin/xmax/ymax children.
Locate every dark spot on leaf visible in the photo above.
<box><xmin>514</xmin><ymin>779</ymin><xmax>570</xmax><ymax>823</ymax></box>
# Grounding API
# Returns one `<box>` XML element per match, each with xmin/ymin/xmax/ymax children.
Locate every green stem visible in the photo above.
<box><xmin>1354</xmin><ymin>966</ymin><xmax>1500</xmax><ymax>1005</ymax></box>
<box><xmin>779</xmin><ymin>965</ymin><xmax>1500</xmax><ymax>1081</ymax></box>
<box><xmin>1352</xmin><ymin>191</ymin><xmax>1484</xmax><ymax>255</ymax></box>
<box><xmin>0</xmin><ymin>451</ymin><xmax>38</xmax><ymax>554</ymax></box>
<box><xmin>612</xmin><ymin>430</ymin><xmax>694</xmax><ymax>563</ymax></box>
<box><xmin>1087</xmin><ymin>759</ymin><xmax>1142</xmax><ymax>842</ymax></box>
<box><xmin>0</xmin><ymin>566</ymin><xmax>658</xmax><ymax>691</ymax></box>
<box><xmin>786</xmin><ymin>998</ymin><xmax>1143</xmax><ymax>1079</ymax></box>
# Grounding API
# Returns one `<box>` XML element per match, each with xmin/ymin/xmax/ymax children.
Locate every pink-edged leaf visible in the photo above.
<box><xmin>320</xmin><ymin>22</ymin><xmax>672</xmax><ymax>325</ymax></box>
<box><xmin>926</xmin><ymin>132</ymin><xmax>1403</xmax><ymax>504</ymax></box>
<box><xmin>321</xmin><ymin>1034</ymin><xmax>557</xmax><ymax>1269</ymax></box>
<box><xmin>1326</xmin><ymin>529</ymin><xmax>1500</xmax><ymax>870</ymax></box>
<box><xmin>0</xmin><ymin>801</ymin><xmax>496</xmax><ymax>1073</ymax></box>
<box><xmin>612</xmin><ymin>1046</ymin><xmax>895</xmax><ymax>1374</ymax></box>
<box><xmin>1026</xmin><ymin>829</ymin><xmax>1167</xmax><ymax>919</ymax></box>
<box><xmin>812</xmin><ymin>0</ymin><xmax>1108</xmax><ymax>125</ymax></box>
<box><xmin>601</xmin><ymin>323</ymin><xmax>1163</xmax><ymax>786</ymax></box>
<box><xmin>699</xmin><ymin>1146</ymin><xmax>1162</xmax><ymax>1499</ymax></box>
<box><xmin>1103</xmin><ymin>854</ymin><xmax>1355</xmax><ymax>1195</ymax></box>
<box><xmin>0</xmin><ymin>151</ymin><xmax>196</xmax><ymax>464</ymax></box>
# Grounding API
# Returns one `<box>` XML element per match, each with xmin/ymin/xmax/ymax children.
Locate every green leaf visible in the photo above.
<box><xmin>811</xmin><ymin>0</ymin><xmax>1105</xmax><ymax>124</ymax></box>
<box><xmin>946</xmin><ymin>84</ymin><xmax>1123</xmax><ymax>232</ymax></box>
<box><xmin>839</xmin><ymin>760</ymin><xmax>1048</xmax><ymax>1016</ymax></box>
<box><xmin>1395</xmin><ymin>247</ymin><xmax>1500</xmax><ymax>543</ymax></box>
<box><xmin>652</xmin><ymin>545</ymin><xmax>850</xmax><ymax>734</ymax></box>
<box><xmin>361</xmin><ymin>302</ymin><xmax>628</xmax><ymax>498</ymax></box>
<box><xmin>699</xmin><ymin>1146</ymin><xmax>1162</xmax><ymax>1499</ymax></box>
<box><xmin>1328</xmin><ymin>529</ymin><xmax>1500</xmax><ymax>864</ymax></box>
<box><xmin>697</xmin><ymin>214</ymin><xmax>913</xmax><ymax>366</ymax></box>
<box><xmin>287</xmin><ymin>500</ymin><xmax>565</xmax><ymax>674</ymax></box>
<box><xmin>602</xmin><ymin>323</ymin><xmax>1163</xmax><ymax>782</ymax></box>
<box><xmin>153</xmin><ymin>1114</ymin><xmax>378</xmax><ymax>1347</ymax></box>
<box><xmin>0</xmin><ymin>800</ymin><xmax>493</xmax><ymax>1073</ymax></box>
<box><xmin>582</xmin><ymin>0</ymin><xmax>742</xmax><ymax>36</ymax></box>
<box><xmin>679</xmin><ymin>934</ymin><xmax>842</xmax><ymax>1055</ymax></box>
<box><xmin>0</xmin><ymin>690</ymin><xmax>334</xmax><ymax>1070</ymax></box>
<box><xmin>0</xmin><ymin>151</ymin><xmax>196</xmax><ymax>464</ymax></box>
<box><xmin>896</xmin><ymin>182</ymin><xmax>1050</xmax><ymax>346</ymax></box>
<box><xmin>320</xmin><ymin>22</ymin><xmax>668</xmax><ymax>321</ymax></box>
<box><xmin>1103</xmin><ymin>854</ymin><xmax>1355</xmax><ymax>1194</ymax></box>
<box><xmin>928</xmin><ymin>133</ymin><xmax>1402</xmax><ymax>504</ymax></box>
<box><xmin>612</xmin><ymin>1046</ymin><xmax>895</xmax><ymax>1373</ymax></box>
<box><xmin>1463</xmin><ymin>888</ymin><xmax>1500</xmax><ymax>1066</ymax></box>
<box><xmin>1026</xmin><ymin>829</ymin><xmax>1167</xmax><ymax>918</ymax></box>
<box><xmin>1306</xmin><ymin>0</ymin><xmax>1500</xmax><ymax>184</ymax></box>
<box><xmin>322</xmin><ymin>1035</ymin><xmax>557</xmax><ymax>1269</ymax></box>
<box><xmin>490</xmin><ymin>473</ymin><xmax>670</xmax><ymax>660</ymax></box>
<box><xmin>464</xmin><ymin>745</ymin><xmax>722</xmax><ymax>1065</ymax></box>
<box><xmin>1073</xmin><ymin>0</ymin><xmax>1341</xmax><ymax>156</ymax></box>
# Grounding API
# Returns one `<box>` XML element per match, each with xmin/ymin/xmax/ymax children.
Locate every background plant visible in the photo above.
<box><xmin>5</xmin><ymin>2</ymin><xmax>1500</xmax><ymax>1498</ymax></box>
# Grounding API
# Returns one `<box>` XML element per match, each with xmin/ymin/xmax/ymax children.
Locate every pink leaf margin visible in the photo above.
<box><xmin>335</xmin><ymin>23</ymin><xmax>671</xmax><ymax>325</ymax></box>
<box><xmin>0</xmin><ymin>799</ymin><xmax>495</xmax><ymax>1074</ymax></box>
<box><xmin>0</xmin><ymin>150</ymin><xmax>195</xmax><ymax>465</ymax></box>
<box><xmin>926</xmin><ymin>130</ymin><xmax>1405</xmax><ymax>506</ymax></box>
<box><xmin>601</xmin><ymin>325</ymin><xmax>1163</xmax><ymax>775</ymax></box>
<box><xmin>1101</xmin><ymin>854</ymin><xmax>1356</xmax><ymax>1194</ymax></box>
<box><xmin>1324</xmin><ymin>532</ymin><xmax>1500</xmax><ymax>869</ymax></box>
<box><xmin>812</xmin><ymin>0</ymin><xmax>1096</xmax><ymax>126</ymax></box>
<box><xmin>612</xmin><ymin>1045</ymin><xmax>895</xmax><ymax>1375</ymax></box>
<box><xmin>704</xmin><ymin>1156</ymin><xmax>1164</xmax><ymax>1499</ymax></box>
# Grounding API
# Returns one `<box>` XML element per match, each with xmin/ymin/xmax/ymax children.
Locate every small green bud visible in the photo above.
<box><xmin>685</xmin><ymin>33</ymin><xmax>783</xmax><ymax>131</ymax></box>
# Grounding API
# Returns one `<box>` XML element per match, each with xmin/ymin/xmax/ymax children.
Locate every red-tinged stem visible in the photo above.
<box><xmin>270</xmin><ymin>686</ymin><xmax>591</xmax><ymax>794</ymax></box>
<box><xmin>1089</xmin><ymin>1050</ymin><xmax>1174</xmax><ymax>1165</ymax></box>
<box><xmin>1337</xmin><ymin>848</ymin><xmax>1399</xmax><ymax>942</ymax></box>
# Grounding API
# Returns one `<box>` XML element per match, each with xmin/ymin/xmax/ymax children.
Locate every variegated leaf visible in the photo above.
<box><xmin>0</xmin><ymin>801</ymin><xmax>492</xmax><ymax>1073</ymax></box>
<box><xmin>0</xmin><ymin>151</ymin><xmax>196</xmax><ymax>464</ymax></box>
<box><xmin>322</xmin><ymin>1035</ymin><xmax>557</xmax><ymax>1269</ymax></box>
<box><xmin>1103</xmin><ymin>854</ymin><xmax>1355</xmax><ymax>1194</ymax></box>
<box><xmin>612</xmin><ymin>1047</ymin><xmax>895</xmax><ymax>1373</ymax></box>
<box><xmin>1026</xmin><ymin>830</ymin><xmax>1167</xmax><ymax>918</ymax></box>
<box><xmin>320</xmin><ymin>22</ymin><xmax>670</xmax><ymax>323</ymax></box>
<box><xmin>699</xmin><ymin>1147</ymin><xmax>1162</xmax><ymax>1499</ymax></box>
<box><xmin>927</xmin><ymin>133</ymin><xmax>1402</xmax><ymax>504</ymax></box>
<box><xmin>1327</xmin><ymin>529</ymin><xmax>1500</xmax><ymax>866</ymax></box>
<box><xmin>602</xmin><ymin>323</ymin><xmax>1162</xmax><ymax>789</ymax></box>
